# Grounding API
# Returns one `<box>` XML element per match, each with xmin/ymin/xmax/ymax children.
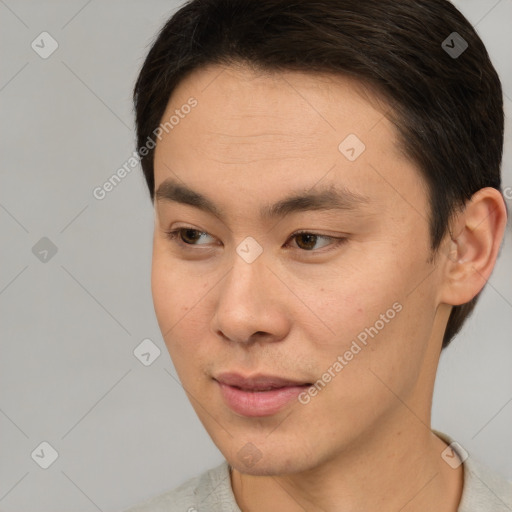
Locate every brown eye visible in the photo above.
<box><xmin>180</xmin><ymin>229</ymin><xmax>204</xmax><ymax>244</ymax></box>
<box><xmin>165</xmin><ymin>228</ymin><xmax>214</xmax><ymax>246</ymax></box>
<box><xmin>286</xmin><ymin>231</ymin><xmax>348</xmax><ymax>254</ymax></box>
<box><xmin>294</xmin><ymin>233</ymin><xmax>319</xmax><ymax>250</ymax></box>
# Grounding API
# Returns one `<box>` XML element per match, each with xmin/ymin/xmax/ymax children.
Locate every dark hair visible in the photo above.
<box><xmin>133</xmin><ymin>0</ymin><xmax>504</xmax><ymax>348</ymax></box>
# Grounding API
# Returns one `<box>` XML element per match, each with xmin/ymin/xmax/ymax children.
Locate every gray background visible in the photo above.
<box><xmin>0</xmin><ymin>1</ymin><xmax>511</xmax><ymax>510</ymax></box>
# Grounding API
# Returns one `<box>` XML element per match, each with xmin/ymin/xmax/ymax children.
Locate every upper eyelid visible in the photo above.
<box><xmin>170</xmin><ymin>225</ymin><xmax>337</xmax><ymax>238</ymax></box>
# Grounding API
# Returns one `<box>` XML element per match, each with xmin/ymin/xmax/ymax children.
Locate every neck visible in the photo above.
<box><xmin>230</xmin><ymin>416</ymin><xmax>463</xmax><ymax>512</ymax></box>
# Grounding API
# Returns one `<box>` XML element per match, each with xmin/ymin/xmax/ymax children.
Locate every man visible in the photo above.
<box><xmin>126</xmin><ymin>0</ymin><xmax>511</xmax><ymax>510</ymax></box>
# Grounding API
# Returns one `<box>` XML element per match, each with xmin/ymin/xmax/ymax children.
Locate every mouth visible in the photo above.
<box><xmin>214</xmin><ymin>372</ymin><xmax>313</xmax><ymax>417</ymax></box>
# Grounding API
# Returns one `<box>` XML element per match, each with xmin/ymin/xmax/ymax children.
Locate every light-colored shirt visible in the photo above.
<box><xmin>125</xmin><ymin>433</ymin><xmax>512</xmax><ymax>512</ymax></box>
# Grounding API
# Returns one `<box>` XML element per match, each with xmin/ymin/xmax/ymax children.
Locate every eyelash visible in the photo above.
<box><xmin>164</xmin><ymin>227</ymin><xmax>347</xmax><ymax>254</ymax></box>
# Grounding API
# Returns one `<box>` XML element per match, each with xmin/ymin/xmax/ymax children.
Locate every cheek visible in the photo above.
<box><xmin>151</xmin><ymin>256</ymin><xmax>182</xmax><ymax>334</ymax></box>
<box><xmin>319</xmin><ymin>280</ymin><xmax>436</xmax><ymax>424</ymax></box>
<box><xmin>151</xmin><ymin>247</ymin><xmax>206</xmax><ymax>355</ymax></box>
<box><xmin>303</xmin><ymin>242</ymin><xmax>434</xmax><ymax>387</ymax></box>
<box><xmin>297</xmin><ymin>256</ymin><xmax>400</xmax><ymax>355</ymax></box>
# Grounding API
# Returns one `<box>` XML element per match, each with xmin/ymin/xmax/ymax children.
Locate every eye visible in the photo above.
<box><xmin>164</xmin><ymin>227</ymin><xmax>347</xmax><ymax>253</ymax></box>
<box><xmin>287</xmin><ymin>231</ymin><xmax>347</xmax><ymax>252</ymax></box>
<box><xmin>165</xmin><ymin>227</ymin><xmax>215</xmax><ymax>246</ymax></box>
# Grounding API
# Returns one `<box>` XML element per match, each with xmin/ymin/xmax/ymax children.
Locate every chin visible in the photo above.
<box><xmin>223</xmin><ymin>440</ymin><xmax>320</xmax><ymax>477</ymax></box>
<box><xmin>229</xmin><ymin>457</ymin><xmax>304</xmax><ymax>477</ymax></box>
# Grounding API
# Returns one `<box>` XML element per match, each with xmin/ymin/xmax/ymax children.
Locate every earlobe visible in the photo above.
<box><xmin>440</xmin><ymin>187</ymin><xmax>507</xmax><ymax>307</ymax></box>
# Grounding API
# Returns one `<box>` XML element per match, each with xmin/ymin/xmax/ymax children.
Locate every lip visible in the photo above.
<box><xmin>214</xmin><ymin>372</ymin><xmax>312</xmax><ymax>417</ymax></box>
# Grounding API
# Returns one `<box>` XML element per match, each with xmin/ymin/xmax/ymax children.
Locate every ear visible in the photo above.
<box><xmin>439</xmin><ymin>187</ymin><xmax>508</xmax><ymax>306</ymax></box>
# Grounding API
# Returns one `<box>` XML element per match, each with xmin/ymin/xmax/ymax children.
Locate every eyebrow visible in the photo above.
<box><xmin>155</xmin><ymin>178</ymin><xmax>369</xmax><ymax>221</ymax></box>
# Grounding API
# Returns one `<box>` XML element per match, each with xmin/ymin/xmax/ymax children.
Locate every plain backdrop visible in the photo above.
<box><xmin>0</xmin><ymin>1</ymin><xmax>511</xmax><ymax>511</ymax></box>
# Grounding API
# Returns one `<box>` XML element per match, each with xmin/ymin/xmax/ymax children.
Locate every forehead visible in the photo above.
<box><xmin>156</xmin><ymin>63</ymin><xmax>399</xmax><ymax>154</ymax></box>
<box><xmin>166</xmin><ymin>64</ymin><xmax>394</xmax><ymax>135</ymax></box>
<box><xmin>152</xmin><ymin>63</ymin><xmax>424</xmax><ymax>220</ymax></box>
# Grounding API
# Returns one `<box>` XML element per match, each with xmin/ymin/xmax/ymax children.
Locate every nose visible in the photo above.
<box><xmin>211</xmin><ymin>251</ymin><xmax>291</xmax><ymax>345</ymax></box>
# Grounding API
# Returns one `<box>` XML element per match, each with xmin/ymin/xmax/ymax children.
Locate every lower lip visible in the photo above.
<box><xmin>216</xmin><ymin>381</ymin><xmax>309</xmax><ymax>417</ymax></box>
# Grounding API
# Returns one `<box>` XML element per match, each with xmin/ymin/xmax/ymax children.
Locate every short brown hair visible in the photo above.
<box><xmin>133</xmin><ymin>0</ymin><xmax>504</xmax><ymax>348</ymax></box>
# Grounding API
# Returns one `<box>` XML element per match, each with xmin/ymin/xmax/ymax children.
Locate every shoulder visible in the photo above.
<box><xmin>123</xmin><ymin>460</ymin><xmax>240</xmax><ymax>512</ymax></box>
<box><xmin>434</xmin><ymin>430</ymin><xmax>512</xmax><ymax>512</ymax></box>
<box><xmin>459</xmin><ymin>455</ymin><xmax>512</xmax><ymax>512</ymax></box>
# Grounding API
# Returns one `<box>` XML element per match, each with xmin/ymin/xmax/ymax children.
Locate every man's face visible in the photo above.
<box><xmin>151</xmin><ymin>63</ymin><xmax>447</xmax><ymax>475</ymax></box>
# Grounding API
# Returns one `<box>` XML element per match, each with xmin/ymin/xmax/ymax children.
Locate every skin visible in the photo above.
<box><xmin>150</xmin><ymin>62</ymin><xmax>507</xmax><ymax>511</ymax></box>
